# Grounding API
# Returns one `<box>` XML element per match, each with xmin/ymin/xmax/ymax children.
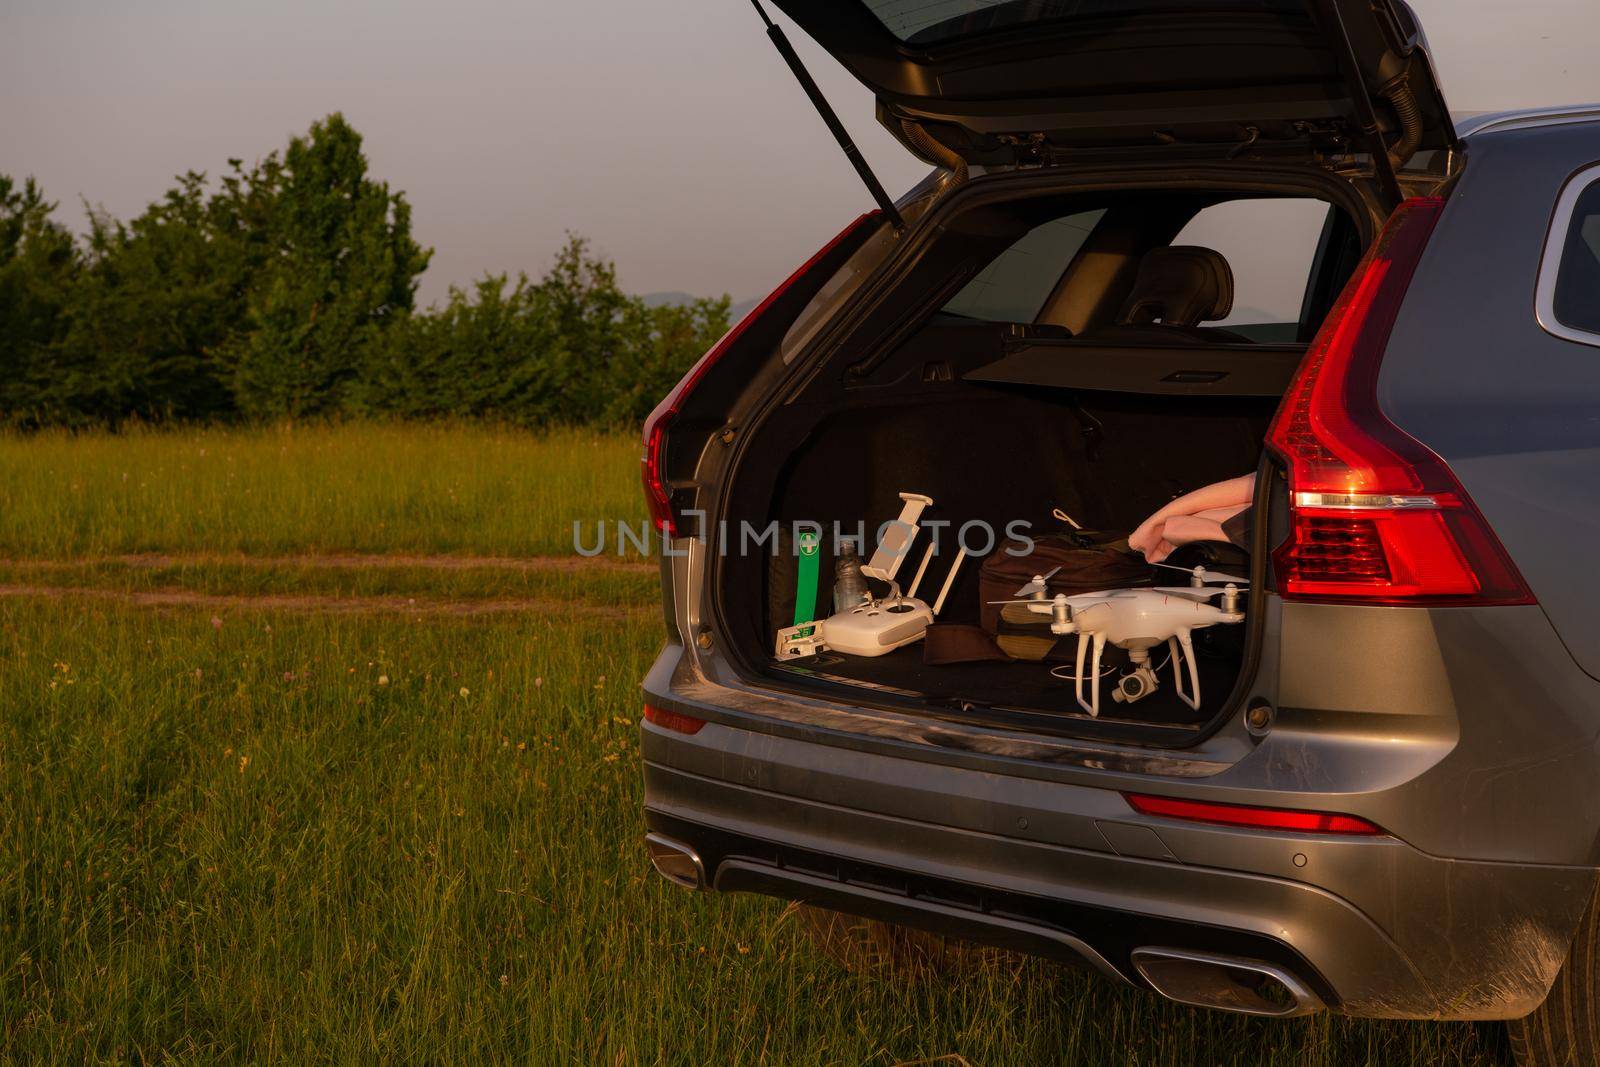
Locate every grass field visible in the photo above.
<box><xmin>0</xmin><ymin>423</ymin><xmax>645</xmax><ymax>559</ymax></box>
<box><xmin>1</xmin><ymin>424</ymin><xmax>1513</xmax><ymax>1064</ymax></box>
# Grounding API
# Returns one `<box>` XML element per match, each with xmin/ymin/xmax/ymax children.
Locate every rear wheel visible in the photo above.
<box><xmin>1508</xmin><ymin>890</ymin><xmax>1600</xmax><ymax>1066</ymax></box>
<box><xmin>792</xmin><ymin>903</ymin><xmax>1024</xmax><ymax>979</ymax></box>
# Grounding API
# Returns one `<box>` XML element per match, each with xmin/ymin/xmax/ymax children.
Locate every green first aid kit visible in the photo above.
<box><xmin>766</xmin><ymin>528</ymin><xmax>833</xmax><ymax>640</ymax></box>
<box><xmin>794</xmin><ymin>530</ymin><xmax>821</xmax><ymax>626</ymax></box>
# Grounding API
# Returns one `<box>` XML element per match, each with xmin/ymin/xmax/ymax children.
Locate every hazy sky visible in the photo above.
<box><xmin>3</xmin><ymin>1</ymin><xmax>1597</xmax><ymax>305</ymax></box>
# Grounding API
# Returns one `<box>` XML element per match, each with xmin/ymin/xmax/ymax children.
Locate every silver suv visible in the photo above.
<box><xmin>638</xmin><ymin>3</ymin><xmax>1600</xmax><ymax>1061</ymax></box>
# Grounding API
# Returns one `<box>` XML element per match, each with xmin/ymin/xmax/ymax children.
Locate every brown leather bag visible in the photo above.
<box><xmin>979</xmin><ymin>533</ymin><xmax>1155</xmax><ymax>660</ymax></box>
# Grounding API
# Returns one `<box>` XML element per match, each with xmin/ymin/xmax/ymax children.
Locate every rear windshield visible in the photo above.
<box><xmin>864</xmin><ymin>0</ymin><xmax>1302</xmax><ymax>46</ymax></box>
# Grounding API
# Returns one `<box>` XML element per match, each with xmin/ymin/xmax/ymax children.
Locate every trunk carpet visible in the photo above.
<box><xmin>772</xmin><ymin>641</ymin><xmax>1239</xmax><ymax>727</ymax></box>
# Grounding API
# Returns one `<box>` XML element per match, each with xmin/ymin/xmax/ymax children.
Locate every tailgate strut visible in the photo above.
<box><xmin>749</xmin><ymin>0</ymin><xmax>905</xmax><ymax>230</ymax></box>
<box><xmin>1315</xmin><ymin>0</ymin><xmax>1405</xmax><ymax>210</ymax></box>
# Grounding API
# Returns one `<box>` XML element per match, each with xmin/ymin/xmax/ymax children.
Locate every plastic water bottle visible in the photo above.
<box><xmin>834</xmin><ymin>541</ymin><xmax>869</xmax><ymax>613</ymax></box>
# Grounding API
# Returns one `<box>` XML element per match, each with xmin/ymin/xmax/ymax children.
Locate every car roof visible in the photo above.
<box><xmin>1454</xmin><ymin>105</ymin><xmax>1600</xmax><ymax>140</ymax></box>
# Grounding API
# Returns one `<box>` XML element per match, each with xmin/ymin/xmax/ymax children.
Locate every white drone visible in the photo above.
<box><xmin>990</xmin><ymin>561</ymin><xmax>1248</xmax><ymax>717</ymax></box>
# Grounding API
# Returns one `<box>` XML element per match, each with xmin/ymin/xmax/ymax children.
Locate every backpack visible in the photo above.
<box><xmin>980</xmin><ymin>532</ymin><xmax>1156</xmax><ymax>661</ymax></box>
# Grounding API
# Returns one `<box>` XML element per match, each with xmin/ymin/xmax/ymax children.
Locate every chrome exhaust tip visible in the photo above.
<box><xmin>644</xmin><ymin>833</ymin><xmax>705</xmax><ymax>890</ymax></box>
<box><xmin>1131</xmin><ymin>947</ymin><xmax>1324</xmax><ymax>1018</ymax></box>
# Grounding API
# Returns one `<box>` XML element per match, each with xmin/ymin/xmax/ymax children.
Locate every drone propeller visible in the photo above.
<box><xmin>1151</xmin><ymin>585</ymin><xmax>1247</xmax><ymax>599</ymax></box>
<box><xmin>1010</xmin><ymin>565</ymin><xmax>1062</xmax><ymax>600</ymax></box>
<box><xmin>1152</xmin><ymin>561</ymin><xmax>1250</xmax><ymax>586</ymax></box>
<box><xmin>985</xmin><ymin>590</ymin><xmax>1137</xmax><ymax>607</ymax></box>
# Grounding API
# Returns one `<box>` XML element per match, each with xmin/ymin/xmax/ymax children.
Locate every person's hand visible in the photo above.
<box><xmin>1129</xmin><ymin>512</ymin><xmax>1172</xmax><ymax>560</ymax></box>
<box><xmin>1145</xmin><ymin>537</ymin><xmax>1179</xmax><ymax>563</ymax></box>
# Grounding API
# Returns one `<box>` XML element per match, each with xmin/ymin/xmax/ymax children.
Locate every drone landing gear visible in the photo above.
<box><xmin>1169</xmin><ymin>630</ymin><xmax>1202</xmax><ymax>711</ymax></box>
<box><xmin>1072</xmin><ymin>631</ymin><xmax>1108</xmax><ymax>717</ymax></box>
<box><xmin>1088</xmin><ymin>629</ymin><xmax>1204</xmax><ymax>716</ymax></box>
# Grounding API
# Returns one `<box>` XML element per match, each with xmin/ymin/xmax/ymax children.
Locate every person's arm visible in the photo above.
<box><xmin>1193</xmin><ymin>504</ymin><xmax>1251</xmax><ymax>525</ymax></box>
<box><xmin>1129</xmin><ymin>474</ymin><xmax>1255</xmax><ymax>560</ymax></box>
<box><xmin>1145</xmin><ymin>503</ymin><xmax>1252</xmax><ymax>562</ymax></box>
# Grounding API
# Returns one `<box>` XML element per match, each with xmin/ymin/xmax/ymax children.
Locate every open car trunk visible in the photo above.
<box><xmin>760</xmin><ymin>376</ymin><xmax>1271</xmax><ymax>735</ymax></box>
<box><xmin>707</xmin><ymin>167</ymin><xmax>1382</xmax><ymax>743</ymax></box>
<box><xmin>733</xmin><ymin>320</ymin><xmax>1275</xmax><ymax>738</ymax></box>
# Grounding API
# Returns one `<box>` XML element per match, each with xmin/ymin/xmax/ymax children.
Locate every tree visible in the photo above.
<box><xmin>52</xmin><ymin>164</ymin><xmax>271</xmax><ymax>422</ymax></box>
<box><xmin>0</xmin><ymin>176</ymin><xmax>79</xmax><ymax>425</ymax></box>
<box><xmin>511</xmin><ymin>233</ymin><xmax>730</xmax><ymax>427</ymax></box>
<box><xmin>529</xmin><ymin>234</ymin><xmax>634</xmax><ymax>423</ymax></box>
<box><xmin>225</xmin><ymin>113</ymin><xmax>430</xmax><ymax>419</ymax></box>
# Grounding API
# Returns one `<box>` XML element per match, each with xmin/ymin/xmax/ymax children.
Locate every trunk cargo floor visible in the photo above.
<box><xmin>771</xmin><ymin>642</ymin><xmax>1238</xmax><ymax>727</ymax></box>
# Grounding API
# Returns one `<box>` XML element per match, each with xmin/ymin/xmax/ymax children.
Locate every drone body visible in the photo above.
<box><xmin>1065</xmin><ymin>592</ymin><xmax>1241</xmax><ymax>647</ymax></box>
<box><xmin>990</xmin><ymin>562</ymin><xmax>1248</xmax><ymax>717</ymax></box>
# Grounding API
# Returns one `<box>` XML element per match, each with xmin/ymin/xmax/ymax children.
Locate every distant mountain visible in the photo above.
<box><xmin>639</xmin><ymin>290</ymin><xmax>759</xmax><ymax>322</ymax></box>
<box><xmin>638</xmin><ymin>290</ymin><xmax>700</xmax><ymax>309</ymax></box>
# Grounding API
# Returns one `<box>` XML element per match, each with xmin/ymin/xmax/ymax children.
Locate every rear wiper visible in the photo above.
<box><xmin>748</xmin><ymin>0</ymin><xmax>905</xmax><ymax>231</ymax></box>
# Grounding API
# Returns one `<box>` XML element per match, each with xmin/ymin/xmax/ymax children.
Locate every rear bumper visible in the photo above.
<box><xmin>642</xmin><ymin>714</ymin><xmax>1596</xmax><ymax>1020</ymax></box>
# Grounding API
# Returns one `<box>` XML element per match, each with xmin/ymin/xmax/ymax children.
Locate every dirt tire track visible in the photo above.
<box><xmin>0</xmin><ymin>552</ymin><xmax>655</xmax><ymax>574</ymax></box>
<box><xmin>0</xmin><ymin>584</ymin><xmax>651</xmax><ymax>618</ymax></box>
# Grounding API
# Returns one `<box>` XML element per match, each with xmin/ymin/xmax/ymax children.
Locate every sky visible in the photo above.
<box><xmin>3</xmin><ymin>0</ymin><xmax>1598</xmax><ymax>306</ymax></box>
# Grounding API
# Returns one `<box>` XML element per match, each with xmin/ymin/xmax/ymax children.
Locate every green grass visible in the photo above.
<box><xmin>0</xmin><ymin>423</ymin><xmax>646</xmax><ymax>559</ymax></box>
<box><xmin>0</xmin><ymin>425</ymin><xmax>1514</xmax><ymax>1064</ymax></box>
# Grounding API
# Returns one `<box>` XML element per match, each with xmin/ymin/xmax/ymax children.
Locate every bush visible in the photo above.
<box><xmin>355</xmin><ymin>274</ymin><xmax>567</xmax><ymax>422</ymax></box>
<box><xmin>358</xmin><ymin>237</ymin><xmax>729</xmax><ymax>429</ymax></box>
<box><xmin>604</xmin><ymin>293</ymin><xmax>731</xmax><ymax>427</ymax></box>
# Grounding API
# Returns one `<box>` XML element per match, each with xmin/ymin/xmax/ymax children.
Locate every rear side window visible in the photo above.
<box><xmin>942</xmin><ymin>209</ymin><xmax>1105</xmax><ymax>323</ymax></box>
<box><xmin>1540</xmin><ymin>167</ymin><xmax>1600</xmax><ymax>344</ymax></box>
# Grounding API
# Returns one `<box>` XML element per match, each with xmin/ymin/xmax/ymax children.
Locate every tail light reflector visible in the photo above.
<box><xmin>641</xmin><ymin>212</ymin><xmax>881</xmax><ymax>536</ymax></box>
<box><xmin>643</xmin><ymin>703</ymin><xmax>707</xmax><ymax>735</ymax></box>
<box><xmin>1266</xmin><ymin>197</ymin><xmax>1534</xmax><ymax>605</ymax></box>
<box><xmin>1124</xmin><ymin>793</ymin><xmax>1385</xmax><ymax>836</ymax></box>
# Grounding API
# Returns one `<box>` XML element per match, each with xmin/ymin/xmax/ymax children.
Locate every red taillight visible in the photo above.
<box><xmin>1124</xmin><ymin>793</ymin><xmax>1385</xmax><ymax>836</ymax></box>
<box><xmin>641</xmin><ymin>211</ymin><xmax>882</xmax><ymax>537</ymax></box>
<box><xmin>643</xmin><ymin>703</ymin><xmax>707</xmax><ymax>735</ymax></box>
<box><xmin>641</xmin><ymin>419</ymin><xmax>673</xmax><ymax>535</ymax></box>
<box><xmin>1266</xmin><ymin>197</ymin><xmax>1534</xmax><ymax>606</ymax></box>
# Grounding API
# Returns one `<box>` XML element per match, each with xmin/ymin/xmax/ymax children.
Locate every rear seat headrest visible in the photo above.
<box><xmin>1117</xmin><ymin>246</ymin><xmax>1235</xmax><ymax>327</ymax></box>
